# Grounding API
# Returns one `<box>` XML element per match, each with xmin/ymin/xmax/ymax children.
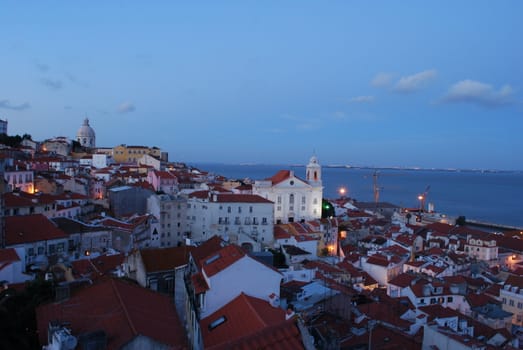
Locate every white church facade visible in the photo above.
<box><xmin>253</xmin><ymin>156</ymin><xmax>323</xmax><ymax>224</ymax></box>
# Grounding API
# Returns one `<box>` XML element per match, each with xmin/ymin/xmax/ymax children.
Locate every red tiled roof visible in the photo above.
<box><xmin>200</xmin><ymin>245</ymin><xmax>246</xmax><ymax>278</ymax></box>
<box><xmin>274</xmin><ymin>226</ymin><xmax>292</xmax><ymax>240</ymax></box>
<box><xmin>191</xmin><ymin>236</ymin><xmax>225</xmax><ymax>269</ymax></box>
<box><xmin>71</xmin><ymin>254</ymin><xmax>125</xmax><ymax>280</ymax></box>
<box><xmin>200</xmin><ymin>293</ymin><xmax>303</xmax><ymax>350</ymax></box>
<box><xmin>366</xmin><ymin>254</ymin><xmax>394</xmax><ymax>267</ymax></box>
<box><xmin>266</xmin><ymin>170</ymin><xmax>291</xmax><ymax>185</ymax></box>
<box><xmin>0</xmin><ymin>248</ymin><xmax>21</xmax><ymax>271</ymax></box>
<box><xmin>192</xmin><ymin>272</ymin><xmax>209</xmax><ymax>293</ymax></box>
<box><xmin>418</xmin><ymin>304</ymin><xmax>460</xmax><ymax>320</ymax></box>
<box><xmin>36</xmin><ymin>278</ymin><xmax>187</xmax><ymax>349</ymax></box>
<box><xmin>140</xmin><ymin>246</ymin><xmax>194</xmax><ymax>272</ymax></box>
<box><xmin>5</xmin><ymin>214</ymin><xmax>68</xmax><ymax>245</ymax></box>
<box><xmin>388</xmin><ymin>273</ymin><xmax>418</xmax><ymax>288</ymax></box>
<box><xmin>216</xmin><ymin>194</ymin><xmax>273</xmax><ymax>204</ymax></box>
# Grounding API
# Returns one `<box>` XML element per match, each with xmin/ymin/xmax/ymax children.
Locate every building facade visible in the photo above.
<box><xmin>252</xmin><ymin>155</ymin><xmax>323</xmax><ymax>224</ymax></box>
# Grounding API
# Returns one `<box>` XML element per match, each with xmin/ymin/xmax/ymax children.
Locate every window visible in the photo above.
<box><xmin>28</xmin><ymin>248</ymin><xmax>35</xmax><ymax>256</ymax></box>
<box><xmin>289</xmin><ymin>194</ymin><xmax>294</xmax><ymax>204</ymax></box>
<box><xmin>302</xmin><ymin>196</ymin><xmax>306</xmax><ymax>204</ymax></box>
<box><xmin>503</xmin><ymin>298</ymin><xmax>507</xmax><ymax>304</ymax></box>
<box><xmin>301</xmin><ymin>206</ymin><xmax>305</xmax><ymax>211</ymax></box>
<box><xmin>277</xmin><ymin>206</ymin><xmax>281</xmax><ymax>211</ymax></box>
<box><xmin>262</xmin><ymin>217</ymin><xmax>267</xmax><ymax>225</ymax></box>
<box><xmin>249</xmin><ymin>206</ymin><xmax>253</xmax><ymax>213</ymax></box>
<box><xmin>227</xmin><ymin>206</ymin><xmax>231</xmax><ymax>213</ymax></box>
<box><xmin>238</xmin><ymin>207</ymin><xmax>242</xmax><ymax>213</ymax></box>
<box><xmin>518</xmin><ymin>302</ymin><xmax>523</xmax><ymax>309</ymax></box>
<box><xmin>38</xmin><ymin>246</ymin><xmax>44</xmax><ymax>255</ymax></box>
<box><xmin>277</xmin><ymin>196</ymin><xmax>282</xmax><ymax>204</ymax></box>
<box><xmin>289</xmin><ymin>206</ymin><xmax>294</xmax><ymax>211</ymax></box>
<box><xmin>510</xmin><ymin>299</ymin><xmax>515</xmax><ymax>307</ymax></box>
<box><xmin>313</xmin><ymin>198</ymin><xmax>318</xmax><ymax>205</ymax></box>
<box><xmin>447</xmin><ymin>297</ymin><xmax>453</xmax><ymax>303</ymax></box>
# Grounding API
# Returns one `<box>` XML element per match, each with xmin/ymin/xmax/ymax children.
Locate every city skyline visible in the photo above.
<box><xmin>1</xmin><ymin>2</ymin><xmax>522</xmax><ymax>170</ymax></box>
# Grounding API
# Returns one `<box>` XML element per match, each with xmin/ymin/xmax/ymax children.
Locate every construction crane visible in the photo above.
<box><xmin>373</xmin><ymin>171</ymin><xmax>380</xmax><ymax>207</ymax></box>
<box><xmin>418</xmin><ymin>185</ymin><xmax>430</xmax><ymax>213</ymax></box>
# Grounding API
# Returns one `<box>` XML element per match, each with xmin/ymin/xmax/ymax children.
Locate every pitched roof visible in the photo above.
<box><xmin>0</xmin><ymin>248</ymin><xmax>21</xmax><ymax>271</ymax></box>
<box><xmin>51</xmin><ymin>217</ymin><xmax>107</xmax><ymax>234</ymax></box>
<box><xmin>200</xmin><ymin>245</ymin><xmax>246</xmax><ymax>278</ymax></box>
<box><xmin>388</xmin><ymin>273</ymin><xmax>418</xmax><ymax>288</ymax></box>
<box><xmin>200</xmin><ymin>293</ymin><xmax>303</xmax><ymax>350</ymax></box>
<box><xmin>140</xmin><ymin>246</ymin><xmax>194</xmax><ymax>272</ymax></box>
<box><xmin>5</xmin><ymin>214</ymin><xmax>68</xmax><ymax>245</ymax></box>
<box><xmin>71</xmin><ymin>254</ymin><xmax>125</xmax><ymax>280</ymax></box>
<box><xmin>266</xmin><ymin>170</ymin><xmax>291</xmax><ymax>185</ymax></box>
<box><xmin>216</xmin><ymin>194</ymin><xmax>273</xmax><ymax>204</ymax></box>
<box><xmin>36</xmin><ymin>278</ymin><xmax>187</xmax><ymax>349</ymax></box>
<box><xmin>191</xmin><ymin>235</ymin><xmax>225</xmax><ymax>269</ymax></box>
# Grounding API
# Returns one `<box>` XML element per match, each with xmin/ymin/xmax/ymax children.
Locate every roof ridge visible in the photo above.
<box><xmin>242</xmin><ymin>293</ymin><xmax>269</xmax><ymax>327</ymax></box>
<box><xmin>111</xmin><ymin>279</ymin><xmax>138</xmax><ymax>336</ymax></box>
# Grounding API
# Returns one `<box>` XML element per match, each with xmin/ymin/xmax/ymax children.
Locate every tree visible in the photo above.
<box><xmin>456</xmin><ymin>216</ymin><xmax>467</xmax><ymax>226</ymax></box>
<box><xmin>321</xmin><ymin>199</ymin><xmax>335</xmax><ymax>218</ymax></box>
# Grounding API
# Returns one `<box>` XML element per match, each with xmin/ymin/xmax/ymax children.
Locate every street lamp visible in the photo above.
<box><xmin>417</xmin><ymin>195</ymin><xmax>424</xmax><ymax>212</ymax></box>
<box><xmin>339</xmin><ymin>187</ymin><xmax>347</xmax><ymax>198</ymax></box>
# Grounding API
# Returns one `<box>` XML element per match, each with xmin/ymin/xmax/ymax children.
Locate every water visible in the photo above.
<box><xmin>193</xmin><ymin>163</ymin><xmax>523</xmax><ymax>228</ymax></box>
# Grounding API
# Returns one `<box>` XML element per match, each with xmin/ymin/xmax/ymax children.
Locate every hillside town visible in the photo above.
<box><xmin>1</xmin><ymin>118</ymin><xmax>523</xmax><ymax>350</ymax></box>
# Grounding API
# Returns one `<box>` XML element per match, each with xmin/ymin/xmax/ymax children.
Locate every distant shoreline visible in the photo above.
<box><xmin>193</xmin><ymin>162</ymin><xmax>522</xmax><ymax>174</ymax></box>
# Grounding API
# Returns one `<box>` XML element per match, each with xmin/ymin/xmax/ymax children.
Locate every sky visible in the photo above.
<box><xmin>1</xmin><ymin>2</ymin><xmax>522</xmax><ymax>170</ymax></box>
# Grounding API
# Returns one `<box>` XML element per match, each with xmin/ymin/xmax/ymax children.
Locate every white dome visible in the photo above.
<box><xmin>76</xmin><ymin>118</ymin><xmax>96</xmax><ymax>147</ymax></box>
<box><xmin>77</xmin><ymin>118</ymin><xmax>95</xmax><ymax>138</ymax></box>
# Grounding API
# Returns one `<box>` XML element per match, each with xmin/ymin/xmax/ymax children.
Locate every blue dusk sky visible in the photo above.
<box><xmin>1</xmin><ymin>2</ymin><xmax>522</xmax><ymax>170</ymax></box>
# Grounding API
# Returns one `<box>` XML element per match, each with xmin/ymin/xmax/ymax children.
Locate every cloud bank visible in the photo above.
<box><xmin>441</xmin><ymin>79</ymin><xmax>513</xmax><ymax>107</ymax></box>
<box><xmin>371</xmin><ymin>73</ymin><xmax>395</xmax><ymax>87</ymax></box>
<box><xmin>0</xmin><ymin>99</ymin><xmax>31</xmax><ymax>111</ymax></box>
<box><xmin>117</xmin><ymin>102</ymin><xmax>136</xmax><ymax>113</ymax></box>
<box><xmin>393</xmin><ymin>69</ymin><xmax>437</xmax><ymax>93</ymax></box>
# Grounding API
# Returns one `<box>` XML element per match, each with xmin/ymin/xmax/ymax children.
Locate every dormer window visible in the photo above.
<box><xmin>208</xmin><ymin>316</ymin><xmax>227</xmax><ymax>331</ymax></box>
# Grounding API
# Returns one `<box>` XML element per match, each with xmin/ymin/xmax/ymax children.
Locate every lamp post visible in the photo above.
<box><xmin>417</xmin><ymin>195</ymin><xmax>424</xmax><ymax>213</ymax></box>
<box><xmin>339</xmin><ymin>187</ymin><xmax>347</xmax><ymax>199</ymax></box>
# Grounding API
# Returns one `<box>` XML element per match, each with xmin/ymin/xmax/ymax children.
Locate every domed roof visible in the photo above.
<box><xmin>77</xmin><ymin>118</ymin><xmax>95</xmax><ymax>138</ymax></box>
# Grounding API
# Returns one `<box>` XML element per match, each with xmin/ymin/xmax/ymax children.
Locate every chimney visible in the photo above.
<box><xmin>285</xmin><ymin>309</ymin><xmax>295</xmax><ymax>320</ymax></box>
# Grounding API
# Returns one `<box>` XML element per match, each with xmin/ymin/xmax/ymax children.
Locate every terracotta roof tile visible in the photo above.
<box><xmin>5</xmin><ymin>214</ymin><xmax>68</xmax><ymax>245</ymax></box>
<box><xmin>36</xmin><ymin>278</ymin><xmax>187</xmax><ymax>349</ymax></box>
<box><xmin>201</xmin><ymin>245</ymin><xmax>246</xmax><ymax>278</ymax></box>
<box><xmin>140</xmin><ymin>246</ymin><xmax>194</xmax><ymax>272</ymax></box>
<box><xmin>200</xmin><ymin>293</ymin><xmax>303</xmax><ymax>350</ymax></box>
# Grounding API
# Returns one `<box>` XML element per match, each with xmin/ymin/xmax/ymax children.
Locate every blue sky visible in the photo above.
<box><xmin>1</xmin><ymin>2</ymin><xmax>522</xmax><ymax>170</ymax></box>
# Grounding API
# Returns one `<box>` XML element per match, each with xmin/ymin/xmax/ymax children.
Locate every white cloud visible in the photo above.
<box><xmin>442</xmin><ymin>79</ymin><xmax>513</xmax><ymax>107</ymax></box>
<box><xmin>393</xmin><ymin>69</ymin><xmax>437</xmax><ymax>93</ymax></box>
<box><xmin>349</xmin><ymin>95</ymin><xmax>375</xmax><ymax>103</ymax></box>
<box><xmin>371</xmin><ymin>73</ymin><xmax>395</xmax><ymax>87</ymax></box>
<box><xmin>117</xmin><ymin>102</ymin><xmax>136</xmax><ymax>113</ymax></box>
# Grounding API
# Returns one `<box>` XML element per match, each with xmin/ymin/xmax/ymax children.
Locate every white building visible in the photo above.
<box><xmin>185</xmin><ymin>241</ymin><xmax>282</xmax><ymax>349</ymax></box>
<box><xmin>187</xmin><ymin>191</ymin><xmax>274</xmax><ymax>251</ymax></box>
<box><xmin>76</xmin><ymin>118</ymin><xmax>96</xmax><ymax>148</ymax></box>
<box><xmin>464</xmin><ymin>235</ymin><xmax>498</xmax><ymax>262</ymax></box>
<box><xmin>92</xmin><ymin>153</ymin><xmax>114</xmax><ymax>169</ymax></box>
<box><xmin>252</xmin><ymin>155</ymin><xmax>323</xmax><ymax>224</ymax></box>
